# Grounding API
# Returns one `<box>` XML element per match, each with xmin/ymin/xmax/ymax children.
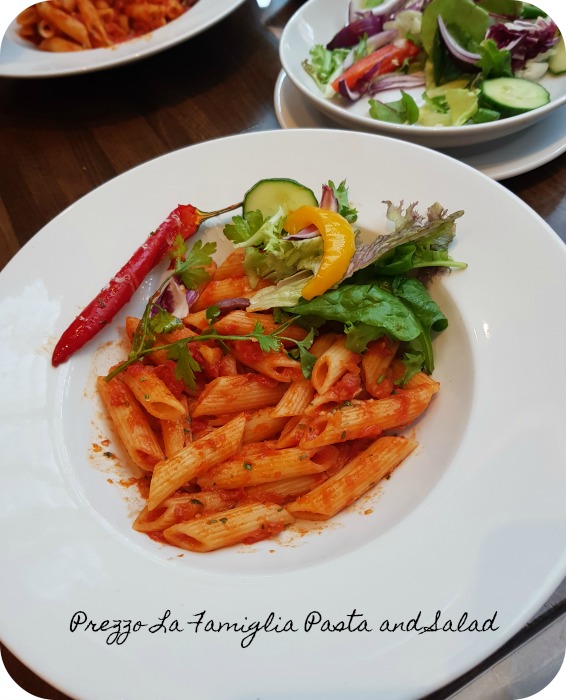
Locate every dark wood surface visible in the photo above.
<box><xmin>1</xmin><ymin>1</ymin><xmax>565</xmax><ymax>698</ymax></box>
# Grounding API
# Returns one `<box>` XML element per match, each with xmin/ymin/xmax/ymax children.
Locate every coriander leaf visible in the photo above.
<box><xmin>206</xmin><ymin>305</ymin><xmax>221</xmax><ymax>324</ymax></box>
<box><xmin>223</xmin><ymin>210</ymin><xmax>266</xmax><ymax>245</ymax></box>
<box><xmin>149</xmin><ymin>308</ymin><xmax>184</xmax><ymax>335</ymax></box>
<box><xmin>252</xmin><ymin>321</ymin><xmax>283</xmax><ymax>353</ymax></box>
<box><xmin>294</xmin><ymin>328</ymin><xmax>317</xmax><ymax>379</ymax></box>
<box><xmin>167</xmin><ymin>343</ymin><xmax>201</xmax><ymax>390</ymax></box>
<box><xmin>175</xmin><ymin>240</ymin><xmax>217</xmax><ymax>290</ymax></box>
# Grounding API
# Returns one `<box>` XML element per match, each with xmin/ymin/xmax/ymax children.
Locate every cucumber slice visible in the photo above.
<box><xmin>479</xmin><ymin>77</ymin><xmax>550</xmax><ymax>117</ymax></box>
<box><xmin>243</xmin><ymin>178</ymin><xmax>318</xmax><ymax>217</ymax></box>
<box><xmin>549</xmin><ymin>36</ymin><xmax>566</xmax><ymax>75</ymax></box>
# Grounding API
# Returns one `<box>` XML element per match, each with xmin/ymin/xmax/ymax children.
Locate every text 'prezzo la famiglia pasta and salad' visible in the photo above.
<box><xmin>52</xmin><ymin>177</ymin><xmax>467</xmax><ymax>553</ymax></box>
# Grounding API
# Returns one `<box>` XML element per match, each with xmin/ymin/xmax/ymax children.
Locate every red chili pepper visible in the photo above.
<box><xmin>51</xmin><ymin>200</ymin><xmax>241</xmax><ymax>367</ymax></box>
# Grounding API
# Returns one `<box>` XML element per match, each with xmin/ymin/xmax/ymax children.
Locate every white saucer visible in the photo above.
<box><xmin>274</xmin><ymin>71</ymin><xmax>566</xmax><ymax>181</ymax></box>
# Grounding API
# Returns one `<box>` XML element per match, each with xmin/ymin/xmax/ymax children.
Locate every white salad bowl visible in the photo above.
<box><xmin>279</xmin><ymin>0</ymin><xmax>566</xmax><ymax>148</ymax></box>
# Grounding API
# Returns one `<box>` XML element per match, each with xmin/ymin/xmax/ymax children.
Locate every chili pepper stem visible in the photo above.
<box><xmin>196</xmin><ymin>201</ymin><xmax>243</xmax><ymax>224</ymax></box>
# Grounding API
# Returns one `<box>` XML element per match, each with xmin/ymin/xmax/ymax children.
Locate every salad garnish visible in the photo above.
<box><xmin>302</xmin><ymin>0</ymin><xmax>563</xmax><ymax>126</ymax></box>
<box><xmin>104</xmin><ymin>177</ymin><xmax>466</xmax><ymax>389</ymax></box>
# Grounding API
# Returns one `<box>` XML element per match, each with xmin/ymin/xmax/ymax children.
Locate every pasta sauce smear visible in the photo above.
<box><xmin>93</xmin><ymin>178</ymin><xmax>466</xmax><ymax>554</ymax></box>
<box><xmin>17</xmin><ymin>0</ymin><xmax>199</xmax><ymax>53</ymax></box>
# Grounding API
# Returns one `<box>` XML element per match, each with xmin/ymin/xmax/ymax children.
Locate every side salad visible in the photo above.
<box><xmin>110</xmin><ymin>177</ymin><xmax>467</xmax><ymax>388</ymax></box>
<box><xmin>303</xmin><ymin>0</ymin><xmax>565</xmax><ymax>126</ymax></box>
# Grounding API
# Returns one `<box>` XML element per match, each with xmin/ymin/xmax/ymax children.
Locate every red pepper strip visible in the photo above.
<box><xmin>331</xmin><ymin>40</ymin><xmax>421</xmax><ymax>92</ymax></box>
<box><xmin>51</xmin><ymin>201</ymin><xmax>241</xmax><ymax>367</ymax></box>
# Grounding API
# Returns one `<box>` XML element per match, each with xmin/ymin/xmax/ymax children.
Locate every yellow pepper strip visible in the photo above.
<box><xmin>284</xmin><ymin>205</ymin><xmax>356</xmax><ymax>301</ymax></box>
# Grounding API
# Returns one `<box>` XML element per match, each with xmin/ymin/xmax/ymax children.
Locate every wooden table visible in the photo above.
<box><xmin>1</xmin><ymin>1</ymin><xmax>565</xmax><ymax>698</ymax></box>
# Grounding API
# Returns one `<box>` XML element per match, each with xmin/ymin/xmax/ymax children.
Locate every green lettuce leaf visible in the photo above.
<box><xmin>286</xmin><ymin>276</ymin><xmax>448</xmax><ymax>372</ymax></box>
<box><xmin>369</xmin><ymin>91</ymin><xmax>420</xmax><ymax>125</ymax></box>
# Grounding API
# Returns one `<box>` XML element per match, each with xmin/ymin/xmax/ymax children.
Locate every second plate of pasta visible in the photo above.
<box><xmin>1</xmin><ymin>129</ymin><xmax>566</xmax><ymax>700</ymax></box>
<box><xmin>0</xmin><ymin>0</ymin><xmax>246</xmax><ymax>77</ymax></box>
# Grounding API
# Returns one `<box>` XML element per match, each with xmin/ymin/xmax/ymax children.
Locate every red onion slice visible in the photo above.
<box><xmin>367</xmin><ymin>71</ymin><xmax>425</xmax><ymax>96</ymax></box>
<box><xmin>327</xmin><ymin>14</ymin><xmax>385</xmax><ymax>49</ymax></box>
<box><xmin>437</xmin><ymin>15</ymin><xmax>481</xmax><ymax>66</ymax></box>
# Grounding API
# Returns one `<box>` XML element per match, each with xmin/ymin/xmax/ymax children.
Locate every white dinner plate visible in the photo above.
<box><xmin>274</xmin><ymin>70</ymin><xmax>566</xmax><ymax>180</ymax></box>
<box><xmin>279</xmin><ymin>0</ymin><xmax>566</xmax><ymax>148</ymax></box>
<box><xmin>0</xmin><ymin>0</ymin><xmax>246</xmax><ymax>78</ymax></box>
<box><xmin>1</xmin><ymin>129</ymin><xmax>566</xmax><ymax>700</ymax></box>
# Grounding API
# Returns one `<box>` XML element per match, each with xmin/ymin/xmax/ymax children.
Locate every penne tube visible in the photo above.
<box><xmin>309</xmin><ymin>332</ymin><xmax>341</xmax><ymax>359</ymax></box>
<box><xmin>242</xmin><ymin>407</ymin><xmax>288</xmax><ymax>444</ymax></box>
<box><xmin>191</xmin><ymin>276</ymin><xmax>255</xmax><ymax>312</ymax></box>
<box><xmin>77</xmin><ymin>0</ymin><xmax>110</xmax><ymax>46</ymax></box>
<box><xmin>361</xmin><ymin>337</ymin><xmax>399</xmax><ymax>399</ymax></box>
<box><xmin>182</xmin><ymin>310</ymin><xmax>210</xmax><ymax>331</ymax></box>
<box><xmin>298</xmin><ymin>383</ymin><xmax>440</xmax><ymax>449</ymax></box>
<box><xmin>197</xmin><ymin>443</ymin><xmax>339</xmax><ymax>489</ymax></box>
<box><xmin>303</xmin><ymin>372</ymin><xmax>362</xmax><ymax>415</ymax></box>
<box><xmin>163</xmin><ymin>503</ymin><xmax>295</xmax><ymax>552</ymax></box>
<box><xmin>36</xmin><ymin>2</ymin><xmax>92</xmax><ymax>47</ymax></box>
<box><xmin>97</xmin><ymin>376</ymin><xmax>164</xmax><ymax>471</ymax></box>
<box><xmin>229</xmin><ymin>340</ymin><xmax>302</xmax><ymax>382</ymax></box>
<box><xmin>212</xmin><ymin>310</ymin><xmax>308</xmax><ymax>346</ymax></box>
<box><xmin>160</xmin><ymin>396</ymin><xmax>190</xmax><ymax>457</ymax></box>
<box><xmin>125</xmin><ymin>3</ymin><xmax>167</xmax><ymax>23</ymax></box>
<box><xmin>147</xmin><ymin>414</ymin><xmax>246</xmax><ymax>511</ymax></box>
<box><xmin>245</xmin><ymin>473</ymin><xmax>329</xmax><ymax>504</ymax></box>
<box><xmin>287</xmin><ymin>436</ymin><xmax>418</xmax><ymax>520</ymax></box>
<box><xmin>271</xmin><ymin>377</ymin><xmax>315</xmax><ymax>418</ymax></box>
<box><xmin>275</xmin><ymin>415</ymin><xmax>312</xmax><ymax>449</ymax></box>
<box><xmin>39</xmin><ymin>36</ymin><xmax>84</xmax><ymax>51</ymax></box>
<box><xmin>120</xmin><ymin>362</ymin><xmax>187</xmax><ymax>420</ymax></box>
<box><xmin>133</xmin><ymin>490</ymin><xmax>241</xmax><ymax>533</ymax></box>
<box><xmin>310</xmin><ymin>336</ymin><xmax>361</xmax><ymax>395</ymax></box>
<box><xmin>192</xmin><ymin>374</ymin><xmax>287</xmax><ymax>417</ymax></box>
<box><xmin>211</xmin><ymin>249</ymin><xmax>246</xmax><ymax>280</ymax></box>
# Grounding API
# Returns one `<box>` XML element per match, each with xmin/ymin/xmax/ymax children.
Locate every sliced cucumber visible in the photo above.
<box><xmin>243</xmin><ymin>178</ymin><xmax>318</xmax><ymax>217</ymax></box>
<box><xmin>549</xmin><ymin>36</ymin><xmax>566</xmax><ymax>75</ymax></box>
<box><xmin>479</xmin><ymin>77</ymin><xmax>550</xmax><ymax>117</ymax></box>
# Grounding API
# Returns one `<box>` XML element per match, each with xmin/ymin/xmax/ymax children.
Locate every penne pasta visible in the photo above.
<box><xmin>94</xmin><ymin>204</ymin><xmax>453</xmax><ymax>553</ymax></box>
<box><xmin>133</xmin><ymin>490</ymin><xmax>240</xmax><ymax>533</ymax></box>
<box><xmin>17</xmin><ymin>0</ymin><xmax>199</xmax><ymax>52</ymax></box>
<box><xmin>192</xmin><ymin>374</ymin><xmax>287</xmax><ymax>417</ymax></box>
<box><xmin>242</xmin><ymin>407</ymin><xmax>288</xmax><ymax>444</ymax></box>
<box><xmin>298</xmin><ymin>383</ymin><xmax>440</xmax><ymax>449</ymax></box>
<box><xmin>163</xmin><ymin>503</ymin><xmax>295</xmax><ymax>552</ymax></box>
<box><xmin>198</xmin><ymin>443</ymin><xmax>340</xmax><ymax>489</ymax></box>
<box><xmin>310</xmin><ymin>336</ymin><xmax>361</xmax><ymax>395</ymax></box>
<box><xmin>361</xmin><ymin>337</ymin><xmax>399</xmax><ymax>399</ymax></box>
<box><xmin>229</xmin><ymin>340</ymin><xmax>302</xmax><ymax>383</ymax></box>
<box><xmin>120</xmin><ymin>362</ymin><xmax>187</xmax><ymax>421</ymax></box>
<box><xmin>271</xmin><ymin>377</ymin><xmax>315</xmax><ymax>418</ymax></box>
<box><xmin>212</xmin><ymin>310</ymin><xmax>308</xmax><ymax>346</ymax></box>
<box><xmin>97</xmin><ymin>375</ymin><xmax>164</xmax><ymax>471</ymax></box>
<box><xmin>147</xmin><ymin>414</ymin><xmax>246</xmax><ymax>511</ymax></box>
<box><xmin>287</xmin><ymin>436</ymin><xmax>418</xmax><ymax>520</ymax></box>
